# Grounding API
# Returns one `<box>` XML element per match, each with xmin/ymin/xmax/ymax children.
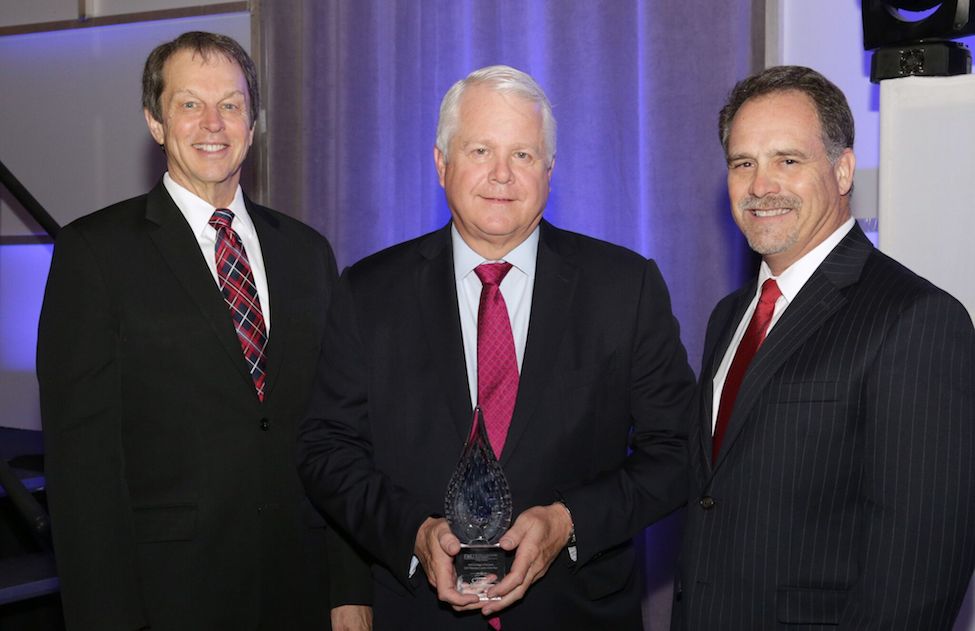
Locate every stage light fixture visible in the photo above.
<box><xmin>862</xmin><ymin>0</ymin><xmax>974</xmax><ymax>82</ymax></box>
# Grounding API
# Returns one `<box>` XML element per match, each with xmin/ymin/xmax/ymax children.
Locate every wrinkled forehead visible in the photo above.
<box><xmin>455</xmin><ymin>87</ymin><xmax>545</xmax><ymax>141</ymax></box>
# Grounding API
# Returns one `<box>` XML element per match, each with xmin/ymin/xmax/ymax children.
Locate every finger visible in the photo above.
<box><xmin>428</xmin><ymin>553</ymin><xmax>481</xmax><ymax>608</ymax></box>
<box><xmin>482</xmin><ymin>579</ymin><xmax>531</xmax><ymax>616</ymax></box>
<box><xmin>437</xmin><ymin>529</ymin><xmax>462</xmax><ymax>556</ymax></box>
<box><xmin>497</xmin><ymin>518</ymin><xmax>529</xmax><ymax>552</ymax></box>
<box><xmin>486</xmin><ymin>542</ymin><xmax>536</xmax><ymax>599</ymax></box>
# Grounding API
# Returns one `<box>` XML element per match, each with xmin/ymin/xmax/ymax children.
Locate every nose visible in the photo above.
<box><xmin>749</xmin><ymin>165</ymin><xmax>779</xmax><ymax>198</ymax></box>
<box><xmin>200</xmin><ymin>105</ymin><xmax>225</xmax><ymax>133</ymax></box>
<box><xmin>489</xmin><ymin>155</ymin><xmax>513</xmax><ymax>184</ymax></box>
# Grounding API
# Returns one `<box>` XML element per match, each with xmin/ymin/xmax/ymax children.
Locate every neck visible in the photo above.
<box><xmin>456</xmin><ymin>222</ymin><xmax>540</xmax><ymax>261</ymax></box>
<box><xmin>168</xmin><ymin>172</ymin><xmax>240</xmax><ymax>208</ymax></box>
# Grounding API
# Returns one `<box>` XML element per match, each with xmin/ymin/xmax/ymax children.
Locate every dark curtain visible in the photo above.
<box><xmin>258</xmin><ymin>1</ymin><xmax>759</xmax><ymax>626</ymax></box>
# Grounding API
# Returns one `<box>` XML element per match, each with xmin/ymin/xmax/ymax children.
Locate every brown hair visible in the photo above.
<box><xmin>718</xmin><ymin>65</ymin><xmax>854</xmax><ymax>162</ymax></box>
<box><xmin>142</xmin><ymin>31</ymin><xmax>259</xmax><ymax>127</ymax></box>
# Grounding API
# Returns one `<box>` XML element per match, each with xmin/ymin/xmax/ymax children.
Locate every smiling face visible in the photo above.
<box><xmin>145</xmin><ymin>48</ymin><xmax>254</xmax><ymax>208</ymax></box>
<box><xmin>435</xmin><ymin>84</ymin><xmax>553</xmax><ymax>260</ymax></box>
<box><xmin>726</xmin><ymin>90</ymin><xmax>855</xmax><ymax>275</ymax></box>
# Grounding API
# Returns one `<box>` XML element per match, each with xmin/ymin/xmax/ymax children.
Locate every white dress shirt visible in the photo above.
<box><xmin>163</xmin><ymin>173</ymin><xmax>272</xmax><ymax>331</ymax></box>
<box><xmin>452</xmin><ymin>224</ymin><xmax>538</xmax><ymax>409</ymax></box>
<box><xmin>711</xmin><ymin>217</ymin><xmax>855</xmax><ymax>431</ymax></box>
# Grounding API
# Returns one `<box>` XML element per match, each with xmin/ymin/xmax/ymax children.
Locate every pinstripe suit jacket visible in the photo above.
<box><xmin>673</xmin><ymin>224</ymin><xmax>975</xmax><ymax>630</ymax></box>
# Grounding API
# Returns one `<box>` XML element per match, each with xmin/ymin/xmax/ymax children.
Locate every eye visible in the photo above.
<box><xmin>513</xmin><ymin>151</ymin><xmax>533</xmax><ymax>162</ymax></box>
<box><xmin>730</xmin><ymin>160</ymin><xmax>753</xmax><ymax>169</ymax></box>
<box><xmin>470</xmin><ymin>147</ymin><xmax>489</xmax><ymax>159</ymax></box>
<box><xmin>181</xmin><ymin>101</ymin><xmax>199</xmax><ymax>110</ymax></box>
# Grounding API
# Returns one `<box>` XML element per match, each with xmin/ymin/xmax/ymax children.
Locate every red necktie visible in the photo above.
<box><xmin>712</xmin><ymin>278</ymin><xmax>781</xmax><ymax>462</ymax></box>
<box><xmin>475</xmin><ymin>262</ymin><xmax>519</xmax><ymax>460</ymax></box>
<box><xmin>209</xmin><ymin>209</ymin><xmax>269</xmax><ymax>401</ymax></box>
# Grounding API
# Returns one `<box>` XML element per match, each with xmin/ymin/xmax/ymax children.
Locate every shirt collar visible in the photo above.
<box><xmin>163</xmin><ymin>172</ymin><xmax>253</xmax><ymax>239</ymax></box>
<box><xmin>451</xmin><ymin>224</ymin><xmax>540</xmax><ymax>283</ymax></box>
<box><xmin>758</xmin><ymin>217</ymin><xmax>856</xmax><ymax>303</ymax></box>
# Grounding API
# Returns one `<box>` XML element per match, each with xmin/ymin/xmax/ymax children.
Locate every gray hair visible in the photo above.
<box><xmin>436</xmin><ymin>65</ymin><xmax>556</xmax><ymax>166</ymax></box>
<box><xmin>718</xmin><ymin>65</ymin><xmax>854</xmax><ymax>163</ymax></box>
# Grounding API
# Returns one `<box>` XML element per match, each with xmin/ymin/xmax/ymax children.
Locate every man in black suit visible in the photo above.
<box><xmin>37</xmin><ymin>32</ymin><xmax>371</xmax><ymax>631</ymax></box>
<box><xmin>297</xmin><ymin>65</ymin><xmax>696</xmax><ymax>629</ymax></box>
<box><xmin>673</xmin><ymin>65</ymin><xmax>975</xmax><ymax>630</ymax></box>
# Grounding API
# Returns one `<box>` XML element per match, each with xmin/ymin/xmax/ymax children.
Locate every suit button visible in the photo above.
<box><xmin>260</xmin><ymin>418</ymin><xmax>270</xmax><ymax>431</ymax></box>
<box><xmin>699</xmin><ymin>496</ymin><xmax>715</xmax><ymax>510</ymax></box>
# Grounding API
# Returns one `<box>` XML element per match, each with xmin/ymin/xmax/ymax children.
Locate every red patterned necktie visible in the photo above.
<box><xmin>209</xmin><ymin>209</ymin><xmax>268</xmax><ymax>401</ymax></box>
<box><xmin>475</xmin><ymin>262</ymin><xmax>519</xmax><ymax>460</ymax></box>
<box><xmin>712</xmin><ymin>278</ymin><xmax>781</xmax><ymax>462</ymax></box>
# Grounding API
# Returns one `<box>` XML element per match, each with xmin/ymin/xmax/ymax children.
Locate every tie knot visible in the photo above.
<box><xmin>759</xmin><ymin>278</ymin><xmax>782</xmax><ymax>305</ymax></box>
<box><xmin>209</xmin><ymin>208</ymin><xmax>235</xmax><ymax>231</ymax></box>
<box><xmin>475</xmin><ymin>262</ymin><xmax>513</xmax><ymax>287</ymax></box>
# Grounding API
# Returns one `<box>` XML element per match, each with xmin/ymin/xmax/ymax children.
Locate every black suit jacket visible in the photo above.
<box><xmin>298</xmin><ymin>220</ymin><xmax>696</xmax><ymax>630</ymax></box>
<box><xmin>674</xmin><ymin>224</ymin><xmax>975</xmax><ymax>630</ymax></box>
<box><xmin>37</xmin><ymin>182</ymin><xmax>369</xmax><ymax>631</ymax></box>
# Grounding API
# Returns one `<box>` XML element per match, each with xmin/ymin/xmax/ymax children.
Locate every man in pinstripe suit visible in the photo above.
<box><xmin>673</xmin><ymin>66</ymin><xmax>975</xmax><ymax>630</ymax></box>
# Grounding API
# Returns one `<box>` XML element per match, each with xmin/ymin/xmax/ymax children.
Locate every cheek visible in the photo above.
<box><xmin>727</xmin><ymin>175</ymin><xmax>746</xmax><ymax>198</ymax></box>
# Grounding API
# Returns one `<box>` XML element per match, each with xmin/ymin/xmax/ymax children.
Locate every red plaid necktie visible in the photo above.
<box><xmin>475</xmin><ymin>262</ymin><xmax>519</xmax><ymax>460</ymax></box>
<box><xmin>209</xmin><ymin>209</ymin><xmax>268</xmax><ymax>401</ymax></box>
<box><xmin>712</xmin><ymin>278</ymin><xmax>781</xmax><ymax>461</ymax></box>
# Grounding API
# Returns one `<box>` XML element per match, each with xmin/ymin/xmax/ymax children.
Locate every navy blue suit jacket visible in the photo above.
<box><xmin>299</xmin><ymin>220</ymin><xmax>696</xmax><ymax>630</ymax></box>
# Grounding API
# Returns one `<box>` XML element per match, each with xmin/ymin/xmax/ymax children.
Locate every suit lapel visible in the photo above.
<box><xmin>501</xmin><ymin>222</ymin><xmax>578</xmax><ymax>464</ymax></box>
<box><xmin>710</xmin><ymin>224</ymin><xmax>873</xmax><ymax>474</ymax></box>
<box><xmin>248</xmin><ymin>198</ymin><xmax>288</xmax><ymax>400</ymax></box>
<box><xmin>415</xmin><ymin>226</ymin><xmax>474</xmax><ymax>443</ymax></box>
<box><xmin>699</xmin><ymin>287</ymin><xmax>754</xmax><ymax>475</ymax></box>
<box><xmin>144</xmin><ymin>182</ymin><xmax>256</xmax><ymax>393</ymax></box>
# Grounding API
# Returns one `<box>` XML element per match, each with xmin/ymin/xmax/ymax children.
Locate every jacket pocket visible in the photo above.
<box><xmin>776</xmin><ymin>586</ymin><xmax>846</xmax><ymax>624</ymax></box>
<box><xmin>132</xmin><ymin>503</ymin><xmax>197</xmax><ymax>542</ymax></box>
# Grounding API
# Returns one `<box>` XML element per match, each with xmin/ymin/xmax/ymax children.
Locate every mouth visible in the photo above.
<box><xmin>193</xmin><ymin>143</ymin><xmax>229</xmax><ymax>154</ymax></box>
<box><xmin>750</xmin><ymin>208</ymin><xmax>793</xmax><ymax>218</ymax></box>
<box><xmin>739</xmin><ymin>195</ymin><xmax>800</xmax><ymax>219</ymax></box>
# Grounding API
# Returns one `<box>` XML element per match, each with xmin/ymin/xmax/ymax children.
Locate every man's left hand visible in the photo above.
<box><xmin>481</xmin><ymin>503</ymin><xmax>573</xmax><ymax>616</ymax></box>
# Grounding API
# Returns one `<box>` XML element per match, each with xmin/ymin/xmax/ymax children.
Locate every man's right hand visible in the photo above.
<box><xmin>413</xmin><ymin>517</ymin><xmax>482</xmax><ymax>609</ymax></box>
<box><xmin>330</xmin><ymin>604</ymin><xmax>373</xmax><ymax>631</ymax></box>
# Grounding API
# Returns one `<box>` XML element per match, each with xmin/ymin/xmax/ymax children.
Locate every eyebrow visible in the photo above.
<box><xmin>172</xmin><ymin>88</ymin><xmax>246</xmax><ymax>101</ymax></box>
<box><xmin>727</xmin><ymin>148</ymin><xmax>811</xmax><ymax>162</ymax></box>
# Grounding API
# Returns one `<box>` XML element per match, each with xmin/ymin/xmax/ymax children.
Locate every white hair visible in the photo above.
<box><xmin>435</xmin><ymin>65</ymin><xmax>556</xmax><ymax>166</ymax></box>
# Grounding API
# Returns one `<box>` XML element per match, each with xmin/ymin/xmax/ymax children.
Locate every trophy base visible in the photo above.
<box><xmin>455</xmin><ymin>543</ymin><xmax>507</xmax><ymax>600</ymax></box>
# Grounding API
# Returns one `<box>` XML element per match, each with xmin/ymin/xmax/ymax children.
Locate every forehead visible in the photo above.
<box><xmin>162</xmin><ymin>48</ymin><xmax>246</xmax><ymax>92</ymax></box>
<box><xmin>728</xmin><ymin>90</ymin><xmax>824</xmax><ymax>152</ymax></box>
<box><xmin>455</xmin><ymin>85</ymin><xmax>543</xmax><ymax>141</ymax></box>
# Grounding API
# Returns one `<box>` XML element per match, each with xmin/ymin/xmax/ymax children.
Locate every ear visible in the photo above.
<box><xmin>434</xmin><ymin>145</ymin><xmax>447</xmax><ymax>188</ymax></box>
<box><xmin>834</xmin><ymin>147</ymin><xmax>855</xmax><ymax>196</ymax></box>
<box><xmin>545</xmin><ymin>154</ymin><xmax>556</xmax><ymax>185</ymax></box>
<box><xmin>144</xmin><ymin>109</ymin><xmax>165</xmax><ymax>146</ymax></box>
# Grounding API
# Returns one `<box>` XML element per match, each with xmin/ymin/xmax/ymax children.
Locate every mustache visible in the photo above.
<box><xmin>738</xmin><ymin>195</ymin><xmax>802</xmax><ymax>212</ymax></box>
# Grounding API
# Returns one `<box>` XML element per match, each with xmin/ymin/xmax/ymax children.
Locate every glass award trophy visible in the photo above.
<box><xmin>444</xmin><ymin>407</ymin><xmax>512</xmax><ymax>599</ymax></box>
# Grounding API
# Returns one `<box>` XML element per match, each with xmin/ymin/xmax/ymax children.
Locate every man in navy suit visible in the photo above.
<box><xmin>38</xmin><ymin>32</ymin><xmax>371</xmax><ymax>630</ymax></box>
<box><xmin>298</xmin><ymin>65</ymin><xmax>696</xmax><ymax>630</ymax></box>
<box><xmin>673</xmin><ymin>65</ymin><xmax>975</xmax><ymax>630</ymax></box>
